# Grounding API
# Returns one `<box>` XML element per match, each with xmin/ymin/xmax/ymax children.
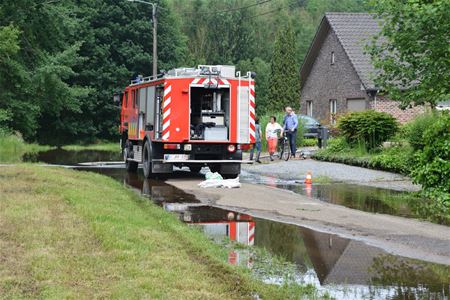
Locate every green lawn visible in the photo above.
<box><xmin>0</xmin><ymin>165</ymin><xmax>320</xmax><ymax>299</ymax></box>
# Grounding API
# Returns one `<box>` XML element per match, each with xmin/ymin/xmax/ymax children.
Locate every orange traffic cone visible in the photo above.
<box><xmin>305</xmin><ymin>171</ymin><xmax>312</xmax><ymax>184</ymax></box>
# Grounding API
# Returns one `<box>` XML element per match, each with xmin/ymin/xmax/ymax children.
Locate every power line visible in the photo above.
<box><xmin>183</xmin><ymin>0</ymin><xmax>273</xmax><ymax>15</ymax></box>
<box><xmin>248</xmin><ymin>6</ymin><xmax>283</xmax><ymax>19</ymax></box>
<box><xmin>248</xmin><ymin>2</ymin><xmax>297</xmax><ymax>19</ymax></box>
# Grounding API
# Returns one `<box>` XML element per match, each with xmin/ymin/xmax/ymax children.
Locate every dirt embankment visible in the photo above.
<box><xmin>167</xmin><ymin>178</ymin><xmax>450</xmax><ymax>266</ymax></box>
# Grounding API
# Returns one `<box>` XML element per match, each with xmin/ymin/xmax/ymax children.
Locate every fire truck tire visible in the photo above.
<box><xmin>143</xmin><ymin>141</ymin><xmax>153</xmax><ymax>178</ymax></box>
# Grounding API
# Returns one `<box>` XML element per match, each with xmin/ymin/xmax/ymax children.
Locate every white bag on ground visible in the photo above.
<box><xmin>198</xmin><ymin>173</ymin><xmax>241</xmax><ymax>189</ymax></box>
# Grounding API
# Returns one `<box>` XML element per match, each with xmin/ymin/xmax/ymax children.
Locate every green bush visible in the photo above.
<box><xmin>323</xmin><ymin>137</ymin><xmax>348</xmax><ymax>153</ymax></box>
<box><xmin>411</xmin><ymin>112</ymin><xmax>449</xmax><ymax>189</ymax></box>
<box><xmin>301</xmin><ymin>138</ymin><xmax>317</xmax><ymax>147</ymax></box>
<box><xmin>369</xmin><ymin>146</ymin><xmax>414</xmax><ymax>175</ymax></box>
<box><xmin>338</xmin><ymin>110</ymin><xmax>399</xmax><ymax>150</ymax></box>
<box><xmin>403</xmin><ymin>113</ymin><xmax>437</xmax><ymax>151</ymax></box>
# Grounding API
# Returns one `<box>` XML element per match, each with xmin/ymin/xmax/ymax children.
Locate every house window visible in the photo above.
<box><xmin>306</xmin><ymin>100</ymin><xmax>313</xmax><ymax>117</ymax></box>
<box><xmin>330</xmin><ymin>99</ymin><xmax>337</xmax><ymax>125</ymax></box>
<box><xmin>124</xmin><ymin>92</ymin><xmax>128</xmax><ymax>108</ymax></box>
<box><xmin>331</xmin><ymin>51</ymin><xmax>335</xmax><ymax>65</ymax></box>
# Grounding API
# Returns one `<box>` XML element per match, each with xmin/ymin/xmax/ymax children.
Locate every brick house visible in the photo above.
<box><xmin>299</xmin><ymin>13</ymin><xmax>423</xmax><ymax>124</ymax></box>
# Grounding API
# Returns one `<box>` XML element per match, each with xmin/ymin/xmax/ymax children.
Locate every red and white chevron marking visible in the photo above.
<box><xmin>162</xmin><ymin>82</ymin><xmax>172</xmax><ymax>141</ymax></box>
<box><xmin>190</xmin><ymin>77</ymin><xmax>230</xmax><ymax>87</ymax></box>
<box><xmin>249</xmin><ymin>81</ymin><xmax>256</xmax><ymax>143</ymax></box>
<box><xmin>248</xmin><ymin>222</ymin><xmax>255</xmax><ymax>246</ymax></box>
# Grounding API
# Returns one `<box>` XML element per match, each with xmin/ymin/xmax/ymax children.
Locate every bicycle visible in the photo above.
<box><xmin>278</xmin><ymin>132</ymin><xmax>291</xmax><ymax>161</ymax></box>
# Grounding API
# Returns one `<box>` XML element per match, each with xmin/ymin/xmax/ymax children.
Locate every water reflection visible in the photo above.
<box><xmin>254</xmin><ymin>218</ymin><xmax>449</xmax><ymax>299</ymax></box>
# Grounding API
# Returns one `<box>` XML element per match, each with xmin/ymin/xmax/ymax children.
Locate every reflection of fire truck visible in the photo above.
<box><xmin>118</xmin><ymin>65</ymin><xmax>256</xmax><ymax>178</ymax></box>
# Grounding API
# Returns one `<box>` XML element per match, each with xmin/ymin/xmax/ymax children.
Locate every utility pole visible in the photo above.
<box><xmin>127</xmin><ymin>0</ymin><xmax>158</xmax><ymax>77</ymax></box>
<box><xmin>152</xmin><ymin>3</ymin><xmax>157</xmax><ymax>77</ymax></box>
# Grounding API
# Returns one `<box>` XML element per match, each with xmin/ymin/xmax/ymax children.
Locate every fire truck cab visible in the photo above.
<box><xmin>118</xmin><ymin>65</ymin><xmax>256</xmax><ymax>178</ymax></box>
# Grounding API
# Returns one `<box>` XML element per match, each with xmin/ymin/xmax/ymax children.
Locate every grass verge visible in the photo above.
<box><xmin>312</xmin><ymin>138</ymin><xmax>413</xmax><ymax>175</ymax></box>
<box><xmin>0</xmin><ymin>165</ymin><xmax>321</xmax><ymax>299</ymax></box>
<box><xmin>0</xmin><ymin>134</ymin><xmax>52</xmax><ymax>163</ymax></box>
<box><xmin>62</xmin><ymin>142</ymin><xmax>119</xmax><ymax>152</ymax></box>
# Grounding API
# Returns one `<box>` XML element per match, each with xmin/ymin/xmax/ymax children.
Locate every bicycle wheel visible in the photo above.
<box><xmin>278</xmin><ymin>138</ymin><xmax>284</xmax><ymax>160</ymax></box>
<box><xmin>282</xmin><ymin>141</ymin><xmax>290</xmax><ymax>161</ymax></box>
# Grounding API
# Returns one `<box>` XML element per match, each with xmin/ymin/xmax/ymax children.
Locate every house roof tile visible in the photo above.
<box><xmin>325</xmin><ymin>12</ymin><xmax>381</xmax><ymax>89</ymax></box>
<box><xmin>300</xmin><ymin>12</ymin><xmax>382</xmax><ymax>90</ymax></box>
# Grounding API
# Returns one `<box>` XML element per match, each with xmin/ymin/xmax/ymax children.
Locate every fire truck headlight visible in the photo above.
<box><xmin>227</xmin><ymin>144</ymin><xmax>236</xmax><ymax>153</ymax></box>
<box><xmin>183</xmin><ymin>144</ymin><xmax>192</xmax><ymax>151</ymax></box>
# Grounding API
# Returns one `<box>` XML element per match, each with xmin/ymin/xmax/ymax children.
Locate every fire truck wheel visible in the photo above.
<box><xmin>143</xmin><ymin>141</ymin><xmax>153</xmax><ymax>178</ymax></box>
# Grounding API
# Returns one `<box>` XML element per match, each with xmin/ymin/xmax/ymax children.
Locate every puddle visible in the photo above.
<box><xmin>23</xmin><ymin>148</ymin><xmax>122</xmax><ymax>165</ymax></box>
<box><xmin>25</xmin><ymin>150</ymin><xmax>450</xmax><ymax>298</ymax></box>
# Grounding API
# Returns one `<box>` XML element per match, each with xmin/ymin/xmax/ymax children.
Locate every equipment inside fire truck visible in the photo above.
<box><xmin>117</xmin><ymin>65</ymin><xmax>256</xmax><ymax>178</ymax></box>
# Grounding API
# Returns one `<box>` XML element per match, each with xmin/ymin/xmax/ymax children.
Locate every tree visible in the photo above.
<box><xmin>369</xmin><ymin>0</ymin><xmax>450</xmax><ymax>108</ymax></box>
<box><xmin>237</xmin><ymin>57</ymin><xmax>270</xmax><ymax>115</ymax></box>
<box><xmin>0</xmin><ymin>24</ymin><xmax>27</xmax><ymax>134</ymax></box>
<box><xmin>267</xmin><ymin>23</ymin><xmax>300</xmax><ymax>112</ymax></box>
<box><xmin>72</xmin><ymin>0</ymin><xmax>189</xmax><ymax>142</ymax></box>
<box><xmin>0</xmin><ymin>1</ymin><xmax>88</xmax><ymax>143</ymax></box>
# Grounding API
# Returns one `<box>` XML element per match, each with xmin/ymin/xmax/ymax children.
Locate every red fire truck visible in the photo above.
<box><xmin>118</xmin><ymin>65</ymin><xmax>256</xmax><ymax>178</ymax></box>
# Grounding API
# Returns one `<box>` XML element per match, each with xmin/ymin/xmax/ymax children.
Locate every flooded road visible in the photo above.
<box><xmin>25</xmin><ymin>150</ymin><xmax>450</xmax><ymax>299</ymax></box>
<box><xmin>241</xmin><ymin>171</ymin><xmax>422</xmax><ymax>220</ymax></box>
<box><xmin>77</xmin><ymin>166</ymin><xmax>449</xmax><ymax>300</ymax></box>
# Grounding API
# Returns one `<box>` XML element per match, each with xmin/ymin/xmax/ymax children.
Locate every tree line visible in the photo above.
<box><xmin>0</xmin><ymin>0</ymin><xmax>368</xmax><ymax>145</ymax></box>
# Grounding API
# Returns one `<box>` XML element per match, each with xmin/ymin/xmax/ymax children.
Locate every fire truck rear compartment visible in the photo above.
<box><xmin>190</xmin><ymin>87</ymin><xmax>230</xmax><ymax>141</ymax></box>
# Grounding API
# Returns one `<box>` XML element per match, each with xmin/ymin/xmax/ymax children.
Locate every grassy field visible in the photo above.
<box><xmin>0</xmin><ymin>134</ymin><xmax>52</xmax><ymax>163</ymax></box>
<box><xmin>0</xmin><ymin>165</ymin><xmax>320</xmax><ymax>299</ymax></box>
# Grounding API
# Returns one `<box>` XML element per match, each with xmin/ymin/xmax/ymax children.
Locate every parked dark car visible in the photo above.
<box><xmin>298</xmin><ymin>115</ymin><xmax>321</xmax><ymax>138</ymax></box>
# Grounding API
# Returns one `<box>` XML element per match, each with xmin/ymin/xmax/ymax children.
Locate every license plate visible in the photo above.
<box><xmin>164</xmin><ymin>154</ymin><xmax>189</xmax><ymax>161</ymax></box>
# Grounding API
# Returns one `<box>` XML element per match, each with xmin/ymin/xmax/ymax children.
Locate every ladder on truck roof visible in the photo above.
<box><xmin>130</xmin><ymin>65</ymin><xmax>238</xmax><ymax>85</ymax></box>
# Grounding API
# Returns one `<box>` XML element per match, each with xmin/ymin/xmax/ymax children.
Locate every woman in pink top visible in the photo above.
<box><xmin>265</xmin><ymin>116</ymin><xmax>283</xmax><ymax>161</ymax></box>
